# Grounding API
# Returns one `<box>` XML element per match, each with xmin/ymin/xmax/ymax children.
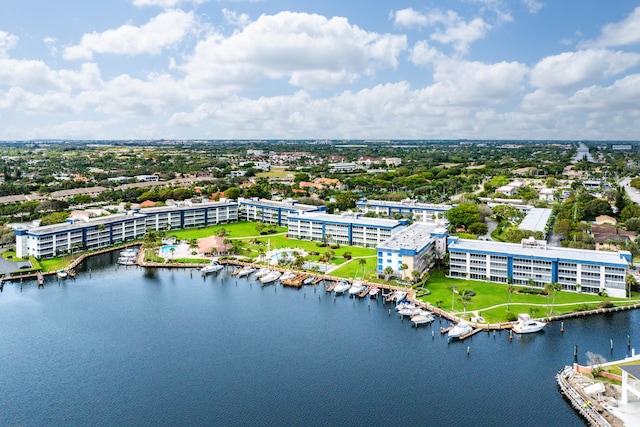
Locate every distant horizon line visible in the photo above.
<box><xmin>0</xmin><ymin>139</ymin><xmax>638</xmax><ymax>144</ymax></box>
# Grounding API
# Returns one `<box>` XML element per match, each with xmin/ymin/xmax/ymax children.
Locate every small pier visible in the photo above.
<box><xmin>460</xmin><ymin>328</ymin><xmax>482</xmax><ymax>340</ymax></box>
<box><xmin>440</xmin><ymin>325</ymin><xmax>454</xmax><ymax>334</ymax></box>
<box><xmin>37</xmin><ymin>272</ymin><xmax>44</xmax><ymax>287</ymax></box>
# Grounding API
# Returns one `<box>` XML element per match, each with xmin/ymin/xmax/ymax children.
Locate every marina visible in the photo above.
<box><xmin>2</xmin><ymin>252</ymin><xmax>640</xmax><ymax>426</ymax></box>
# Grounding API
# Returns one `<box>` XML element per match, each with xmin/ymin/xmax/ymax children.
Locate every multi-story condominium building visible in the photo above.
<box><xmin>140</xmin><ymin>200</ymin><xmax>238</xmax><ymax>231</ymax></box>
<box><xmin>14</xmin><ymin>201</ymin><xmax>238</xmax><ymax>259</ymax></box>
<box><xmin>376</xmin><ymin>222</ymin><xmax>448</xmax><ymax>277</ymax></box>
<box><xmin>447</xmin><ymin>237</ymin><xmax>631</xmax><ymax>298</ymax></box>
<box><xmin>356</xmin><ymin>198</ymin><xmax>451</xmax><ymax>222</ymax></box>
<box><xmin>287</xmin><ymin>212</ymin><xmax>407</xmax><ymax>248</ymax></box>
<box><xmin>238</xmin><ymin>197</ymin><xmax>326</xmax><ymax>226</ymax></box>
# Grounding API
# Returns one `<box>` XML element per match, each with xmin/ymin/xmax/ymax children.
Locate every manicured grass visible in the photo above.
<box><xmin>251</xmin><ymin>234</ymin><xmax>377</xmax><ymax>259</ymax></box>
<box><xmin>2</xmin><ymin>250</ymin><xmax>26</xmax><ymax>262</ymax></box>
<box><xmin>419</xmin><ymin>270</ymin><xmax>636</xmax><ymax>323</ymax></box>
<box><xmin>328</xmin><ymin>258</ymin><xmax>377</xmax><ymax>280</ymax></box>
<box><xmin>40</xmin><ymin>256</ymin><xmax>74</xmax><ymax>272</ymax></box>
<box><xmin>168</xmin><ymin>221</ymin><xmax>287</xmax><ymax>240</ymax></box>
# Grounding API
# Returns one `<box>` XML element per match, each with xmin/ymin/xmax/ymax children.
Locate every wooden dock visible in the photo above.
<box><xmin>440</xmin><ymin>325</ymin><xmax>454</xmax><ymax>334</ymax></box>
<box><xmin>460</xmin><ymin>328</ymin><xmax>483</xmax><ymax>340</ymax></box>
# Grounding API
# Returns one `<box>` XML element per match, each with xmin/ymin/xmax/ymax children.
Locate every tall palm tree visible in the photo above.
<box><xmin>545</xmin><ymin>282</ymin><xmax>562</xmax><ymax>315</ymax></box>
<box><xmin>384</xmin><ymin>267</ymin><xmax>393</xmax><ymax>283</ymax></box>
<box><xmin>458</xmin><ymin>290</ymin><xmax>474</xmax><ymax>313</ymax></box>
<box><xmin>358</xmin><ymin>258</ymin><xmax>367</xmax><ymax>280</ymax></box>
<box><xmin>400</xmin><ymin>263</ymin><xmax>408</xmax><ymax>280</ymax></box>
<box><xmin>411</xmin><ymin>269</ymin><xmax>421</xmax><ymax>284</ymax></box>
<box><xmin>506</xmin><ymin>284</ymin><xmax>515</xmax><ymax>311</ymax></box>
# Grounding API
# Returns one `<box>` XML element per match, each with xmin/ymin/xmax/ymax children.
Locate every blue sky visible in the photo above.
<box><xmin>1</xmin><ymin>0</ymin><xmax>640</xmax><ymax>140</ymax></box>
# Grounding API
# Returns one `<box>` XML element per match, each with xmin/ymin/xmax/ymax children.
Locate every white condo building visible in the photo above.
<box><xmin>448</xmin><ymin>237</ymin><xmax>631</xmax><ymax>298</ymax></box>
<box><xmin>356</xmin><ymin>198</ymin><xmax>451</xmax><ymax>222</ymax></box>
<box><xmin>286</xmin><ymin>212</ymin><xmax>407</xmax><ymax>248</ymax></box>
<box><xmin>15</xmin><ymin>201</ymin><xmax>238</xmax><ymax>259</ymax></box>
<box><xmin>376</xmin><ymin>222</ymin><xmax>448</xmax><ymax>277</ymax></box>
<box><xmin>238</xmin><ymin>197</ymin><xmax>326</xmax><ymax>227</ymax></box>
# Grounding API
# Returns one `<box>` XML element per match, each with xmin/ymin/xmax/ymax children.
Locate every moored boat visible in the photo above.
<box><xmin>254</xmin><ymin>267</ymin><xmax>271</xmax><ymax>278</ymax></box>
<box><xmin>348</xmin><ymin>281</ymin><xmax>364</xmax><ymax>296</ymax></box>
<box><xmin>448</xmin><ymin>321</ymin><xmax>473</xmax><ymax>338</ymax></box>
<box><xmin>334</xmin><ymin>280</ymin><xmax>351</xmax><ymax>295</ymax></box>
<box><xmin>235</xmin><ymin>266</ymin><xmax>256</xmax><ymax>277</ymax></box>
<box><xmin>302</xmin><ymin>276</ymin><xmax>315</xmax><ymax>285</ymax></box>
<box><xmin>511</xmin><ymin>313</ymin><xmax>546</xmax><ymax>334</ymax></box>
<box><xmin>201</xmin><ymin>261</ymin><xmax>223</xmax><ymax>274</ymax></box>
<box><xmin>280</xmin><ymin>271</ymin><xmax>297</xmax><ymax>281</ymax></box>
<box><xmin>398</xmin><ymin>307</ymin><xmax>424</xmax><ymax>317</ymax></box>
<box><xmin>368</xmin><ymin>287</ymin><xmax>380</xmax><ymax>299</ymax></box>
<box><xmin>411</xmin><ymin>313</ymin><xmax>435</xmax><ymax>326</ymax></box>
<box><xmin>56</xmin><ymin>270</ymin><xmax>68</xmax><ymax>279</ymax></box>
<box><xmin>260</xmin><ymin>270</ymin><xmax>281</xmax><ymax>285</ymax></box>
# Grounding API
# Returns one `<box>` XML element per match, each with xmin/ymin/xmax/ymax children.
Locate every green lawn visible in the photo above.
<box><xmin>250</xmin><ymin>234</ymin><xmax>376</xmax><ymax>258</ymax></box>
<box><xmin>168</xmin><ymin>221</ymin><xmax>287</xmax><ymax>240</ymax></box>
<box><xmin>419</xmin><ymin>270</ymin><xmax>636</xmax><ymax>323</ymax></box>
<box><xmin>328</xmin><ymin>257</ymin><xmax>377</xmax><ymax>279</ymax></box>
<box><xmin>40</xmin><ymin>256</ymin><xmax>74</xmax><ymax>272</ymax></box>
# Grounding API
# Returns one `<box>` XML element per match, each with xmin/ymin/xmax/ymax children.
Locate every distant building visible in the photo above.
<box><xmin>518</xmin><ymin>208</ymin><xmax>553</xmax><ymax>236</ymax></box>
<box><xmin>595</xmin><ymin>215</ymin><xmax>617</xmax><ymax>225</ymax></box>
<box><xmin>612</xmin><ymin>145</ymin><xmax>632</xmax><ymax>151</ymax></box>
<box><xmin>356</xmin><ymin>198</ymin><xmax>451</xmax><ymax>222</ymax></box>
<box><xmin>328</xmin><ymin>162</ymin><xmax>358</xmax><ymax>173</ymax></box>
<box><xmin>538</xmin><ymin>188</ymin><xmax>555</xmax><ymax>201</ymax></box>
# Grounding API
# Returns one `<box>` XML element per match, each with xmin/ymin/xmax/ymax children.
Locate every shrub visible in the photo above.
<box><xmin>505</xmin><ymin>312</ymin><xmax>518</xmax><ymax>322</ymax></box>
<box><xmin>520</xmin><ymin>287</ymin><xmax>546</xmax><ymax>295</ymax></box>
<box><xmin>598</xmin><ymin>301</ymin><xmax>614</xmax><ymax>309</ymax></box>
<box><xmin>330</xmin><ymin>244</ymin><xmax>339</xmax><ymax>249</ymax></box>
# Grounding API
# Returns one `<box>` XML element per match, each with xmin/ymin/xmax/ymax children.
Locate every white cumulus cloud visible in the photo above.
<box><xmin>64</xmin><ymin>9</ymin><xmax>195</xmax><ymax>60</ymax></box>
<box><xmin>530</xmin><ymin>49</ymin><xmax>640</xmax><ymax>91</ymax></box>
<box><xmin>586</xmin><ymin>7</ymin><xmax>640</xmax><ymax>48</ymax></box>
<box><xmin>180</xmin><ymin>11</ymin><xmax>407</xmax><ymax>96</ymax></box>
<box><xmin>0</xmin><ymin>30</ymin><xmax>19</xmax><ymax>58</ymax></box>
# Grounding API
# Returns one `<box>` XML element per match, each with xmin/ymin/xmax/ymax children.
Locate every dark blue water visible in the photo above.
<box><xmin>1</xmin><ymin>253</ymin><xmax>637</xmax><ymax>426</ymax></box>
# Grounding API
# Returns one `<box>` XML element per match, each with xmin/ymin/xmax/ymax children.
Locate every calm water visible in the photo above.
<box><xmin>1</xmin><ymin>253</ymin><xmax>638</xmax><ymax>426</ymax></box>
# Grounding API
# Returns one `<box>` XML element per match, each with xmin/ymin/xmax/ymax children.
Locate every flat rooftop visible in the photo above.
<box><xmin>378</xmin><ymin>223</ymin><xmax>443</xmax><ymax>251</ymax></box>
<box><xmin>518</xmin><ymin>208</ymin><xmax>553</xmax><ymax>233</ymax></box>
<box><xmin>288</xmin><ymin>212</ymin><xmax>404</xmax><ymax>228</ymax></box>
<box><xmin>449</xmin><ymin>238</ymin><xmax>629</xmax><ymax>267</ymax></box>
<box><xmin>238</xmin><ymin>198</ymin><xmax>320</xmax><ymax>211</ymax></box>
<box><xmin>357</xmin><ymin>198</ymin><xmax>451</xmax><ymax>211</ymax></box>
<box><xmin>26</xmin><ymin>212</ymin><xmax>147</xmax><ymax>235</ymax></box>
<box><xmin>140</xmin><ymin>200</ymin><xmax>236</xmax><ymax>214</ymax></box>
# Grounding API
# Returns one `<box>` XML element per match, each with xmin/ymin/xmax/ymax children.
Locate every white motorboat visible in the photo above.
<box><xmin>348</xmin><ymin>281</ymin><xmax>364</xmax><ymax>296</ymax></box>
<box><xmin>448</xmin><ymin>321</ymin><xmax>473</xmax><ymax>338</ymax></box>
<box><xmin>254</xmin><ymin>268</ymin><xmax>271</xmax><ymax>278</ymax></box>
<box><xmin>393</xmin><ymin>291</ymin><xmax>407</xmax><ymax>302</ymax></box>
<box><xmin>333</xmin><ymin>281</ymin><xmax>351</xmax><ymax>295</ymax></box>
<box><xmin>303</xmin><ymin>276</ymin><xmax>316</xmax><ymax>285</ymax></box>
<box><xmin>201</xmin><ymin>261</ymin><xmax>223</xmax><ymax>274</ymax></box>
<box><xmin>260</xmin><ymin>271</ymin><xmax>281</xmax><ymax>285</ymax></box>
<box><xmin>411</xmin><ymin>313</ymin><xmax>435</xmax><ymax>326</ymax></box>
<box><xmin>56</xmin><ymin>269</ymin><xmax>68</xmax><ymax>279</ymax></box>
<box><xmin>280</xmin><ymin>271</ymin><xmax>297</xmax><ymax>281</ymax></box>
<box><xmin>395</xmin><ymin>301</ymin><xmax>416</xmax><ymax>311</ymax></box>
<box><xmin>511</xmin><ymin>313</ymin><xmax>546</xmax><ymax>334</ymax></box>
<box><xmin>368</xmin><ymin>287</ymin><xmax>380</xmax><ymax>299</ymax></box>
<box><xmin>398</xmin><ymin>307</ymin><xmax>424</xmax><ymax>317</ymax></box>
<box><xmin>235</xmin><ymin>266</ymin><xmax>256</xmax><ymax>277</ymax></box>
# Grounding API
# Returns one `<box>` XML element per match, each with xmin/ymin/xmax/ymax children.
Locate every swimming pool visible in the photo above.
<box><xmin>159</xmin><ymin>245</ymin><xmax>178</xmax><ymax>257</ymax></box>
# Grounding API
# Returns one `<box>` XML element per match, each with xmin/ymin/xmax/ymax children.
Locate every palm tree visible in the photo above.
<box><xmin>384</xmin><ymin>266</ymin><xmax>394</xmax><ymax>283</ymax></box>
<box><xmin>400</xmin><ymin>263</ymin><xmax>408</xmax><ymax>280</ymax></box>
<box><xmin>324</xmin><ymin>249</ymin><xmax>335</xmax><ymax>273</ymax></box>
<box><xmin>216</xmin><ymin>227</ymin><xmax>228</xmax><ymax>237</ymax></box>
<box><xmin>169</xmin><ymin>246</ymin><xmax>175</xmax><ymax>260</ymax></box>
<box><xmin>545</xmin><ymin>282</ymin><xmax>562</xmax><ymax>315</ymax></box>
<box><xmin>188</xmin><ymin>238</ymin><xmax>198</xmax><ymax>253</ymax></box>
<box><xmin>422</xmin><ymin>253</ymin><xmax>433</xmax><ymax>269</ymax></box>
<box><xmin>411</xmin><ymin>269</ymin><xmax>421</xmax><ymax>284</ymax></box>
<box><xmin>257</xmin><ymin>247</ymin><xmax>266</xmax><ymax>263</ymax></box>
<box><xmin>506</xmin><ymin>284</ymin><xmax>515</xmax><ymax>311</ymax></box>
<box><xmin>458</xmin><ymin>290</ymin><xmax>474</xmax><ymax>313</ymax></box>
<box><xmin>358</xmin><ymin>258</ymin><xmax>367</xmax><ymax>279</ymax></box>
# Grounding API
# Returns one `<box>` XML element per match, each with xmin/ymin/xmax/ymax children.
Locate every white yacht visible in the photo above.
<box><xmin>235</xmin><ymin>266</ymin><xmax>256</xmax><ymax>277</ymax></box>
<box><xmin>348</xmin><ymin>281</ymin><xmax>364</xmax><ymax>296</ymax></box>
<box><xmin>201</xmin><ymin>261</ymin><xmax>223</xmax><ymax>274</ymax></box>
<box><xmin>333</xmin><ymin>281</ymin><xmax>351</xmax><ymax>295</ymax></box>
<box><xmin>398</xmin><ymin>307</ymin><xmax>424</xmax><ymax>317</ymax></box>
<box><xmin>448</xmin><ymin>321</ymin><xmax>473</xmax><ymax>338</ymax></box>
<box><xmin>254</xmin><ymin>268</ymin><xmax>271</xmax><ymax>278</ymax></box>
<box><xmin>393</xmin><ymin>291</ymin><xmax>407</xmax><ymax>302</ymax></box>
<box><xmin>411</xmin><ymin>313</ymin><xmax>435</xmax><ymax>326</ymax></box>
<box><xmin>280</xmin><ymin>271</ymin><xmax>297</xmax><ymax>281</ymax></box>
<box><xmin>260</xmin><ymin>271</ymin><xmax>281</xmax><ymax>285</ymax></box>
<box><xmin>511</xmin><ymin>314</ymin><xmax>546</xmax><ymax>334</ymax></box>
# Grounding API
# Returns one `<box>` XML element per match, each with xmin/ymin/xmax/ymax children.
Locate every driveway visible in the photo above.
<box><xmin>0</xmin><ymin>255</ymin><xmax>32</xmax><ymax>276</ymax></box>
